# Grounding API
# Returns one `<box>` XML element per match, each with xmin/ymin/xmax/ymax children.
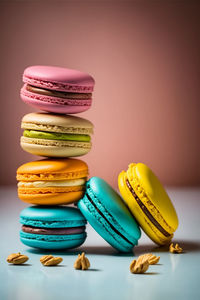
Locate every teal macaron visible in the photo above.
<box><xmin>78</xmin><ymin>177</ymin><xmax>141</xmax><ymax>252</ymax></box>
<box><xmin>20</xmin><ymin>206</ymin><xmax>87</xmax><ymax>250</ymax></box>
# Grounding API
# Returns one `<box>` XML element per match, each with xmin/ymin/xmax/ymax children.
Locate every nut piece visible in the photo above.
<box><xmin>130</xmin><ymin>258</ymin><xmax>149</xmax><ymax>274</ymax></box>
<box><xmin>40</xmin><ymin>255</ymin><xmax>63</xmax><ymax>266</ymax></box>
<box><xmin>137</xmin><ymin>253</ymin><xmax>160</xmax><ymax>265</ymax></box>
<box><xmin>169</xmin><ymin>243</ymin><xmax>183</xmax><ymax>253</ymax></box>
<box><xmin>74</xmin><ymin>252</ymin><xmax>90</xmax><ymax>270</ymax></box>
<box><xmin>7</xmin><ymin>252</ymin><xmax>29</xmax><ymax>265</ymax></box>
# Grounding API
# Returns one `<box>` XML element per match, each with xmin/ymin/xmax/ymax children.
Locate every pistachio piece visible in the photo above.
<box><xmin>137</xmin><ymin>253</ymin><xmax>160</xmax><ymax>265</ymax></box>
<box><xmin>130</xmin><ymin>258</ymin><xmax>149</xmax><ymax>274</ymax></box>
<box><xmin>40</xmin><ymin>255</ymin><xmax>63</xmax><ymax>266</ymax></box>
<box><xmin>169</xmin><ymin>243</ymin><xmax>183</xmax><ymax>253</ymax></box>
<box><xmin>7</xmin><ymin>252</ymin><xmax>29</xmax><ymax>265</ymax></box>
<box><xmin>74</xmin><ymin>252</ymin><xmax>90</xmax><ymax>270</ymax></box>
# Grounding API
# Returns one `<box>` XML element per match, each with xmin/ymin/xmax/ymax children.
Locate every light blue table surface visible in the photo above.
<box><xmin>0</xmin><ymin>187</ymin><xmax>200</xmax><ymax>300</ymax></box>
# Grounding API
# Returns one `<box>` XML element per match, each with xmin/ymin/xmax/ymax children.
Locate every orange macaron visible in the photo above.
<box><xmin>17</xmin><ymin>158</ymin><xmax>88</xmax><ymax>205</ymax></box>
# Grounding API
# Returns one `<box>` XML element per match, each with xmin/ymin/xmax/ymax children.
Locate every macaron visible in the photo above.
<box><xmin>20</xmin><ymin>112</ymin><xmax>93</xmax><ymax>157</ymax></box>
<box><xmin>17</xmin><ymin>158</ymin><xmax>88</xmax><ymax>205</ymax></box>
<box><xmin>20</xmin><ymin>65</ymin><xmax>95</xmax><ymax>114</ymax></box>
<box><xmin>78</xmin><ymin>177</ymin><xmax>141</xmax><ymax>253</ymax></box>
<box><xmin>20</xmin><ymin>206</ymin><xmax>87</xmax><ymax>249</ymax></box>
<box><xmin>118</xmin><ymin>163</ymin><xmax>179</xmax><ymax>245</ymax></box>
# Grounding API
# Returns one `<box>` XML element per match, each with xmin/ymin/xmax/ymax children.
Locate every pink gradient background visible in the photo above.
<box><xmin>0</xmin><ymin>1</ymin><xmax>199</xmax><ymax>187</ymax></box>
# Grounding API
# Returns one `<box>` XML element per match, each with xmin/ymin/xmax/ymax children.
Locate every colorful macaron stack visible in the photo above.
<box><xmin>17</xmin><ymin>65</ymin><xmax>95</xmax><ymax>250</ymax></box>
<box><xmin>16</xmin><ymin>65</ymin><xmax>179</xmax><ymax>254</ymax></box>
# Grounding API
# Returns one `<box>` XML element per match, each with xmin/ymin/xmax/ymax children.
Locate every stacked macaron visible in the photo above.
<box><xmin>17</xmin><ymin>65</ymin><xmax>95</xmax><ymax>250</ymax></box>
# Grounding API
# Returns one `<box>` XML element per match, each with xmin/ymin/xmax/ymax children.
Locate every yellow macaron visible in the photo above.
<box><xmin>17</xmin><ymin>158</ymin><xmax>88</xmax><ymax>205</ymax></box>
<box><xmin>118</xmin><ymin>163</ymin><xmax>178</xmax><ymax>245</ymax></box>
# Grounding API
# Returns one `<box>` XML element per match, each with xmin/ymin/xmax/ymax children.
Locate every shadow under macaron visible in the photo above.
<box><xmin>134</xmin><ymin>240</ymin><xmax>200</xmax><ymax>256</ymax></box>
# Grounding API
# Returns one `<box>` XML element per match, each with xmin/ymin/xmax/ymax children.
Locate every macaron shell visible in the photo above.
<box><xmin>18</xmin><ymin>190</ymin><xmax>85</xmax><ymax>205</ymax></box>
<box><xmin>20</xmin><ymin>137</ymin><xmax>91</xmax><ymax>157</ymax></box>
<box><xmin>118</xmin><ymin>171</ymin><xmax>172</xmax><ymax>245</ymax></box>
<box><xmin>23</xmin><ymin>65</ymin><xmax>95</xmax><ymax>92</ymax></box>
<box><xmin>20</xmin><ymin>231</ymin><xmax>86</xmax><ymax>250</ymax></box>
<box><xmin>21</xmin><ymin>94</ymin><xmax>91</xmax><ymax>114</ymax></box>
<box><xmin>21</xmin><ymin>112</ymin><xmax>93</xmax><ymax>133</ymax></box>
<box><xmin>17</xmin><ymin>158</ymin><xmax>88</xmax><ymax>181</ymax></box>
<box><xmin>128</xmin><ymin>163</ymin><xmax>178</xmax><ymax>232</ymax></box>
<box><xmin>18</xmin><ymin>185</ymin><xmax>84</xmax><ymax>194</ymax></box>
<box><xmin>20</xmin><ymin>206</ymin><xmax>86</xmax><ymax>227</ymax></box>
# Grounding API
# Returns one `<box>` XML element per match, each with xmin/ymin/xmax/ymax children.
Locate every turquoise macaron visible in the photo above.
<box><xmin>78</xmin><ymin>177</ymin><xmax>141</xmax><ymax>252</ymax></box>
<box><xmin>20</xmin><ymin>206</ymin><xmax>87</xmax><ymax>250</ymax></box>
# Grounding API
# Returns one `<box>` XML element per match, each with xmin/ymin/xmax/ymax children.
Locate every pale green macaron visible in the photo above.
<box><xmin>20</xmin><ymin>112</ymin><xmax>93</xmax><ymax>157</ymax></box>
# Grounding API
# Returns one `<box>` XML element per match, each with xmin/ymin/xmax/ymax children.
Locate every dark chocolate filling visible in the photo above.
<box><xmin>86</xmin><ymin>192</ymin><xmax>133</xmax><ymax>246</ymax></box>
<box><xmin>126</xmin><ymin>179</ymin><xmax>171</xmax><ymax>237</ymax></box>
<box><xmin>22</xmin><ymin>225</ymin><xmax>85</xmax><ymax>235</ymax></box>
<box><xmin>26</xmin><ymin>84</ymin><xmax>92</xmax><ymax>100</ymax></box>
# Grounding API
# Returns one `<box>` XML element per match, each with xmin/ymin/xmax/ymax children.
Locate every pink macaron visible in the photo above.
<box><xmin>20</xmin><ymin>66</ymin><xmax>95</xmax><ymax>114</ymax></box>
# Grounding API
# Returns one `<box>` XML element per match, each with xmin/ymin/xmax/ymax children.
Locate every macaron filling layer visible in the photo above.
<box><xmin>23</xmin><ymin>130</ymin><xmax>91</xmax><ymax>142</ymax></box>
<box><xmin>85</xmin><ymin>192</ymin><xmax>133</xmax><ymax>246</ymax></box>
<box><xmin>126</xmin><ymin>178</ymin><xmax>171</xmax><ymax>238</ymax></box>
<box><xmin>21</xmin><ymin>225</ymin><xmax>85</xmax><ymax>235</ymax></box>
<box><xmin>18</xmin><ymin>178</ymin><xmax>86</xmax><ymax>188</ymax></box>
<box><xmin>26</xmin><ymin>84</ymin><xmax>92</xmax><ymax>100</ymax></box>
